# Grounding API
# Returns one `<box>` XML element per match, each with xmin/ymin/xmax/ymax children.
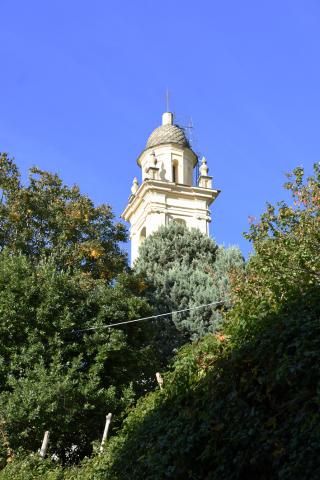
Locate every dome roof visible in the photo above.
<box><xmin>146</xmin><ymin>123</ymin><xmax>190</xmax><ymax>149</ymax></box>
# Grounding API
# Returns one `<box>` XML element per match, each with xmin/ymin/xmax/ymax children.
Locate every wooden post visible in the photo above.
<box><xmin>156</xmin><ymin>372</ymin><xmax>164</xmax><ymax>390</ymax></box>
<box><xmin>100</xmin><ymin>413</ymin><xmax>112</xmax><ymax>453</ymax></box>
<box><xmin>39</xmin><ymin>431</ymin><xmax>50</xmax><ymax>458</ymax></box>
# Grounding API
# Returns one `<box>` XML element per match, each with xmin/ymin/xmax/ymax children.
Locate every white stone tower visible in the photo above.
<box><xmin>121</xmin><ymin>112</ymin><xmax>220</xmax><ymax>265</ymax></box>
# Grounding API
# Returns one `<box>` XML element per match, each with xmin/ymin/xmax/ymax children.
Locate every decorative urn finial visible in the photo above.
<box><xmin>200</xmin><ymin>156</ymin><xmax>209</xmax><ymax>176</ymax></box>
<box><xmin>131</xmin><ymin>177</ymin><xmax>139</xmax><ymax>195</ymax></box>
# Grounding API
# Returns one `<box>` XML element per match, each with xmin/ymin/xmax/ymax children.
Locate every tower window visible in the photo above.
<box><xmin>172</xmin><ymin>164</ymin><xmax>178</xmax><ymax>183</ymax></box>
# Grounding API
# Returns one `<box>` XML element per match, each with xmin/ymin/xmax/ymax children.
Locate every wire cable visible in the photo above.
<box><xmin>73</xmin><ymin>300</ymin><xmax>224</xmax><ymax>333</ymax></box>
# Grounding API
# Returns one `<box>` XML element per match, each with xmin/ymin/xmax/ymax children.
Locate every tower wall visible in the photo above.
<box><xmin>139</xmin><ymin>145</ymin><xmax>196</xmax><ymax>186</ymax></box>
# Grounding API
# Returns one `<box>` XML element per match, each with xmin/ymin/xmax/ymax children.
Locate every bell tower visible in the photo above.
<box><xmin>121</xmin><ymin>111</ymin><xmax>220</xmax><ymax>265</ymax></box>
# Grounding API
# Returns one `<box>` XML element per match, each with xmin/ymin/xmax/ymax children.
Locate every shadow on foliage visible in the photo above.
<box><xmin>107</xmin><ymin>288</ymin><xmax>320</xmax><ymax>480</ymax></box>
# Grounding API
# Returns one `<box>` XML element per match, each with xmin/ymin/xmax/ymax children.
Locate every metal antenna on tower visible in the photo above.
<box><xmin>187</xmin><ymin>116</ymin><xmax>194</xmax><ymax>144</ymax></box>
<box><xmin>184</xmin><ymin>116</ymin><xmax>201</xmax><ymax>185</ymax></box>
<box><xmin>180</xmin><ymin>116</ymin><xmax>195</xmax><ymax>147</ymax></box>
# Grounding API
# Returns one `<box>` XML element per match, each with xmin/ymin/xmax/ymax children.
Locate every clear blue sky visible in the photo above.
<box><xmin>1</xmin><ymin>0</ymin><xmax>319</xmax><ymax>258</ymax></box>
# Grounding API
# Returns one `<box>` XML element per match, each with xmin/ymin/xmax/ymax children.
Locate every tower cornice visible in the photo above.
<box><xmin>121</xmin><ymin>179</ymin><xmax>220</xmax><ymax>222</ymax></box>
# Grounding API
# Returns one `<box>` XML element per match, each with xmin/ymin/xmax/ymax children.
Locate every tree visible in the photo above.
<box><xmin>0</xmin><ymin>251</ymin><xmax>156</xmax><ymax>464</ymax></box>
<box><xmin>0</xmin><ymin>153</ymin><xmax>127</xmax><ymax>280</ymax></box>
<box><xmin>0</xmin><ymin>155</ymin><xmax>160</xmax><ymax>465</ymax></box>
<box><xmin>135</xmin><ymin>222</ymin><xmax>244</xmax><ymax>342</ymax></box>
<box><xmin>228</xmin><ymin>163</ymin><xmax>320</xmax><ymax>340</ymax></box>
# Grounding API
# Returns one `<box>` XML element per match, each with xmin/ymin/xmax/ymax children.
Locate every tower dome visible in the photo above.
<box><xmin>146</xmin><ymin>112</ymin><xmax>190</xmax><ymax>149</ymax></box>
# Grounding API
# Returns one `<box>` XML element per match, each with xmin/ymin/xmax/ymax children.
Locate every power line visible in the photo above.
<box><xmin>73</xmin><ymin>300</ymin><xmax>224</xmax><ymax>333</ymax></box>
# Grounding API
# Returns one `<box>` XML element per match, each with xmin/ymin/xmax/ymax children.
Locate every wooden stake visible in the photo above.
<box><xmin>39</xmin><ymin>431</ymin><xmax>50</xmax><ymax>458</ymax></box>
<box><xmin>100</xmin><ymin>413</ymin><xmax>112</xmax><ymax>453</ymax></box>
<box><xmin>156</xmin><ymin>372</ymin><xmax>164</xmax><ymax>390</ymax></box>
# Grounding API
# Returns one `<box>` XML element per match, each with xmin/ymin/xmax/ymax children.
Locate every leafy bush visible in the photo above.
<box><xmin>0</xmin><ymin>454</ymin><xmax>63</xmax><ymax>480</ymax></box>
<box><xmin>74</xmin><ymin>300</ymin><xmax>319</xmax><ymax>480</ymax></box>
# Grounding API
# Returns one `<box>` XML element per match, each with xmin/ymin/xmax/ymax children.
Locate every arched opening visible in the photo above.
<box><xmin>172</xmin><ymin>162</ymin><xmax>178</xmax><ymax>183</ymax></box>
<box><xmin>139</xmin><ymin>226</ymin><xmax>146</xmax><ymax>246</ymax></box>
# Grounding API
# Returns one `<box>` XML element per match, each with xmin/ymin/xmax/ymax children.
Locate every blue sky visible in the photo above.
<box><xmin>1</xmin><ymin>0</ymin><xmax>319</xmax><ymax>258</ymax></box>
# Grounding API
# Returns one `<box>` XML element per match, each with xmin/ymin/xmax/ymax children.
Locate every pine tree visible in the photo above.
<box><xmin>135</xmin><ymin>222</ymin><xmax>244</xmax><ymax>341</ymax></box>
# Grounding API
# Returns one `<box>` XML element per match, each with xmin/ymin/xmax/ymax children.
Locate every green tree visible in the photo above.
<box><xmin>0</xmin><ymin>251</ymin><xmax>156</xmax><ymax>464</ymax></box>
<box><xmin>228</xmin><ymin>163</ymin><xmax>320</xmax><ymax>340</ymax></box>
<box><xmin>135</xmin><ymin>222</ymin><xmax>244</xmax><ymax>342</ymax></box>
<box><xmin>0</xmin><ymin>153</ymin><xmax>126</xmax><ymax>280</ymax></box>
<box><xmin>0</xmin><ymin>155</ymin><xmax>160</xmax><ymax>465</ymax></box>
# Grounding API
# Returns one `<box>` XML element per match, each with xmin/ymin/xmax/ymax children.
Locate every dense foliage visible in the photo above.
<box><xmin>1</xmin><ymin>162</ymin><xmax>319</xmax><ymax>479</ymax></box>
<box><xmin>0</xmin><ymin>252</ymin><xmax>158</xmax><ymax>464</ymax></box>
<box><xmin>135</xmin><ymin>222</ymin><xmax>244</xmax><ymax>344</ymax></box>
<box><xmin>228</xmin><ymin>164</ymin><xmax>320</xmax><ymax>341</ymax></box>
<box><xmin>51</xmin><ymin>164</ymin><xmax>319</xmax><ymax>480</ymax></box>
<box><xmin>0</xmin><ymin>455</ymin><xmax>63</xmax><ymax>480</ymax></box>
<box><xmin>0</xmin><ymin>155</ymin><xmax>158</xmax><ymax>466</ymax></box>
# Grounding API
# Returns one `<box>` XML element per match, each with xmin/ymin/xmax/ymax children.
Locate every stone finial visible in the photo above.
<box><xmin>198</xmin><ymin>157</ymin><xmax>212</xmax><ymax>189</ymax></box>
<box><xmin>131</xmin><ymin>177</ymin><xmax>139</xmax><ymax>195</ymax></box>
<box><xmin>162</xmin><ymin>112</ymin><xmax>173</xmax><ymax>126</ymax></box>
<box><xmin>199</xmin><ymin>156</ymin><xmax>209</xmax><ymax>176</ymax></box>
<box><xmin>146</xmin><ymin>151</ymin><xmax>159</xmax><ymax>180</ymax></box>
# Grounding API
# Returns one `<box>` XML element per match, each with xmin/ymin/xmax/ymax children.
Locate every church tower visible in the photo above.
<box><xmin>122</xmin><ymin>111</ymin><xmax>220</xmax><ymax>265</ymax></box>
